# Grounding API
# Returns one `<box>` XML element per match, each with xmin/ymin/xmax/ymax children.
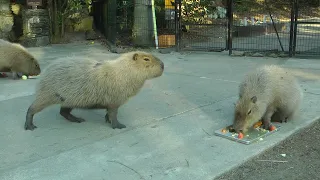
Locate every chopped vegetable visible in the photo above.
<box><xmin>253</xmin><ymin>121</ymin><xmax>263</xmax><ymax>128</ymax></box>
<box><xmin>221</xmin><ymin>129</ymin><xmax>227</xmax><ymax>133</ymax></box>
<box><xmin>238</xmin><ymin>132</ymin><xmax>244</xmax><ymax>139</ymax></box>
<box><xmin>269</xmin><ymin>125</ymin><xmax>276</xmax><ymax>131</ymax></box>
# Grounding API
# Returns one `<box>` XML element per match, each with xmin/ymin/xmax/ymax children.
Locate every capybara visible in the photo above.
<box><xmin>233</xmin><ymin>65</ymin><xmax>303</xmax><ymax>133</ymax></box>
<box><xmin>24</xmin><ymin>51</ymin><xmax>164</xmax><ymax>130</ymax></box>
<box><xmin>0</xmin><ymin>39</ymin><xmax>40</xmax><ymax>79</ymax></box>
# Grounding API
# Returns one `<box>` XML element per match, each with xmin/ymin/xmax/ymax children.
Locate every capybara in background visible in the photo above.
<box><xmin>0</xmin><ymin>39</ymin><xmax>40</xmax><ymax>79</ymax></box>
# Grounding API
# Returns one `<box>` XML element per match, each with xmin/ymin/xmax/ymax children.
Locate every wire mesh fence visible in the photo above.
<box><xmin>100</xmin><ymin>0</ymin><xmax>320</xmax><ymax>57</ymax></box>
<box><xmin>231</xmin><ymin>0</ymin><xmax>292</xmax><ymax>54</ymax></box>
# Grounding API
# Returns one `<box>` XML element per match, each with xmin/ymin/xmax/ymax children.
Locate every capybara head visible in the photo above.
<box><xmin>232</xmin><ymin>95</ymin><xmax>266</xmax><ymax>133</ymax></box>
<box><xmin>15</xmin><ymin>52</ymin><xmax>41</xmax><ymax>76</ymax></box>
<box><xmin>130</xmin><ymin>51</ymin><xmax>164</xmax><ymax>79</ymax></box>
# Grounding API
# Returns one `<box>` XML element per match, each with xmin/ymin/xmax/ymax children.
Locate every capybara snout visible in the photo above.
<box><xmin>30</xmin><ymin>61</ymin><xmax>41</xmax><ymax>76</ymax></box>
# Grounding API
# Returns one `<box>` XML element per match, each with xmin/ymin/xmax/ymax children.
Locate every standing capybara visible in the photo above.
<box><xmin>24</xmin><ymin>51</ymin><xmax>164</xmax><ymax>130</ymax></box>
<box><xmin>0</xmin><ymin>39</ymin><xmax>41</xmax><ymax>79</ymax></box>
<box><xmin>233</xmin><ymin>65</ymin><xmax>303</xmax><ymax>133</ymax></box>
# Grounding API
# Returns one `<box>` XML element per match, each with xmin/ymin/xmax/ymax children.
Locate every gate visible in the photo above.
<box><xmin>176</xmin><ymin>0</ymin><xmax>229</xmax><ymax>51</ymax></box>
<box><xmin>229</xmin><ymin>0</ymin><xmax>293</xmax><ymax>56</ymax></box>
<box><xmin>292</xmin><ymin>0</ymin><xmax>320</xmax><ymax>56</ymax></box>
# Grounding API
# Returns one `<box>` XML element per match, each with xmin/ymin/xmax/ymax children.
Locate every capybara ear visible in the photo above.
<box><xmin>251</xmin><ymin>96</ymin><xmax>257</xmax><ymax>103</ymax></box>
<box><xmin>133</xmin><ymin>53</ymin><xmax>139</xmax><ymax>61</ymax></box>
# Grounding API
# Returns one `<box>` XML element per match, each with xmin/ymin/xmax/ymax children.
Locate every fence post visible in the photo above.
<box><xmin>175</xmin><ymin>0</ymin><xmax>181</xmax><ymax>52</ymax></box>
<box><xmin>293</xmin><ymin>0</ymin><xmax>298</xmax><ymax>56</ymax></box>
<box><xmin>227</xmin><ymin>0</ymin><xmax>233</xmax><ymax>55</ymax></box>
<box><xmin>289</xmin><ymin>0</ymin><xmax>295</xmax><ymax>57</ymax></box>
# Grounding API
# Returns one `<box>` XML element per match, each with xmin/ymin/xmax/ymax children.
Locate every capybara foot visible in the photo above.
<box><xmin>105</xmin><ymin>113</ymin><xmax>111</xmax><ymax>123</ymax></box>
<box><xmin>24</xmin><ymin>122</ymin><xmax>37</xmax><ymax>130</ymax></box>
<box><xmin>107</xmin><ymin>113</ymin><xmax>126</xmax><ymax>129</ymax></box>
<box><xmin>112</xmin><ymin>121</ymin><xmax>126</xmax><ymax>129</ymax></box>
<box><xmin>262</xmin><ymin>122</ymin><xmax>271</xmax><ymax>130</ymax></box>
<box><xmin>282</xmin><ymin>116</ymin><xmax>288</xmax><ymax>123</ymax></box>
<box><xmin>67</xmin><ymin>116</ymin><xmax>85</xmax><ymax>123</ymax></box>
<box><xmin>11</xmin><ymin>72</ymin><xmax>20</xmax><ymax>80</ymax></box>
<box><xmin>107</xmin><ymin>107</ymin><xmax>126</xmax><ymax>129</ymax></box>
<box><xmin>106</xmin><ymin>113</ymin><xmax>125</xmax><ymax>128</ymax></box>
<box><xmin>262</xmin><ymin>118</ymin><xmax>272</xmax><ymax>130</ymax></box>
<box><xmin>25</xmin><ymin>106</ymin><xmax>37</xmax><ymax>131</ymax></box>
<box><xmin>60</xmin><ymin>107</ymin><xmax>85</xmax><ymax>123</ymax></box>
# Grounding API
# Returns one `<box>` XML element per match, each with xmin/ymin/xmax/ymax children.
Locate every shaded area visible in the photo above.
<box><xmin>215</xmin><ymin>118</ymin><xmax>320</xmax><ymax>180</ymax></box>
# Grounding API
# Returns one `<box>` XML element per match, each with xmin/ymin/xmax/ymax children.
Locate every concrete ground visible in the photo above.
<box><xmin>0</xmin><ymin>42</ymin><xmax>320</xmax><ymax>180</ymax></box>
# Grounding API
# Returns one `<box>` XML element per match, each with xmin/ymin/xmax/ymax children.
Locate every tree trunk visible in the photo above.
<box><xmin>60</xmin><ymin>17</ymin><xmax>64</xmax><ymax>38</ymax></box>
<box><xmin>47</xmin><ymin>0</ymin><xmax>53</xmax><ymax>42</ymax></box>
<box><xmin>53</xmin><ymin>0</ymin><xmax>60</xmax><ymax>42</ymax></box>
<box><xmin>0</xmin><ymin>0</ymin><xmax>14</xmax><ymax>40</ymax></box>
<box><xmin>133</xmin><ymin>0</ymin><xmax>151</xmax><ymax>46</ymax></box>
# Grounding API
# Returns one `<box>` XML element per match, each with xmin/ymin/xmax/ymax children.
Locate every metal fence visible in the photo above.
<box><xmin>293</xmin><ymin>0</ymin><xmax>320</xmax><ymax>56</ymax></box>
<box><xmin>101</xmin><ymin>0</ymin><xmax>320</xmax><ymax>57</ymax></box>
<box><xmin>99</xmin><ymin>0</ymin><xmax>176</xmax><ymax>49</ymax></box>
<box><xmin>177</xmin><ymin>0</ymin><xmax>228</xmax><ymax>52</ymax></box>
<box><xmin>230</xmin><ymin>0</ymin><xmax>292</xmax><ymax>54</ymax></box>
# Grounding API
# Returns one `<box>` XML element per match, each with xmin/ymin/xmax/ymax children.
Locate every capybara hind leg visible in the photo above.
<box><xmin>60</xmin><ymin>107</ymin><xmax>85</xmax><ymax>123</ymax></box>
<box><xmin>105</xmin><ymin>113</ymin><xmax>111</xmax><ymax>123</ymax></box>
<box><xmin>25</xmin><ymin>100</ymin><xmax>52</xmax><ymax>130</ymax></box>
<box><xmin>277</xmin><ymin>111</ymin><xmax>289</xmax><ymax>123</ymax></box>
<box><xmin>107</xmin><ymin>108</ymin><xmax>126</xmax><ymax>129</ymax></box>
<box><xmin>11</xmin><ymin>71</ymin><xmax>19</xmax><ymax>80</ymax></box>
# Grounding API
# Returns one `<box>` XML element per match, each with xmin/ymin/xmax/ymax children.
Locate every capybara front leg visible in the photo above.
<box><xmin>25</xmin><ymin>106</ymin><xmax>38</xmax><ymax>130</ymax></box>
<box><xmin>262</xmin><ymin>107</ymin><xmax>276</xmax><ymax>130</ymax></box>
<box><xmin>60</xmin><ymin>107</ymin><xmax>85</xmax><ymax>123</ymax></box>
<box><xmin>25</xmin><ymin>99</ymin><xmax>52</xmax><ymax>130</ymax></box>
<box><xmin>107</xmin><ymin>108</ymin><xmax>126</xmax><ymax>129</ymax></box>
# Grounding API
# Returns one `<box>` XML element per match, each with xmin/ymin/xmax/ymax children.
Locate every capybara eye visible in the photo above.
<box><xmin>144</xmin><ymin>58</ymin><xmax>150</xmax><ymax>61</ymax></box>
<box><xmin>247</xmin><ymin>110</ymin><xmax>252</xmax><ymax>115</ymax></box>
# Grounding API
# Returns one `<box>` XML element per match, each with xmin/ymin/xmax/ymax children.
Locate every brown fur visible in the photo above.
<box><xmin>0</xmin><ymin>39</ymin><xmax>41</xmax><ymax>79</ymax></box>
<box><xmin>24</xmin><ymin>51</ymin><xmax>164</xmax><ymax>130</ymax></box>
<box><xmin>233</xmin><ymin>65</ymin><xmax>303</xmax><ymax>133</ymax></box>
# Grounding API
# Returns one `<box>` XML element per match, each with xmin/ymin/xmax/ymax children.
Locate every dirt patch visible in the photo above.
<box><xmin>215</xmin><ymin>118</ymin><xmax>320</xmax><ymax>180</ymax></box>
